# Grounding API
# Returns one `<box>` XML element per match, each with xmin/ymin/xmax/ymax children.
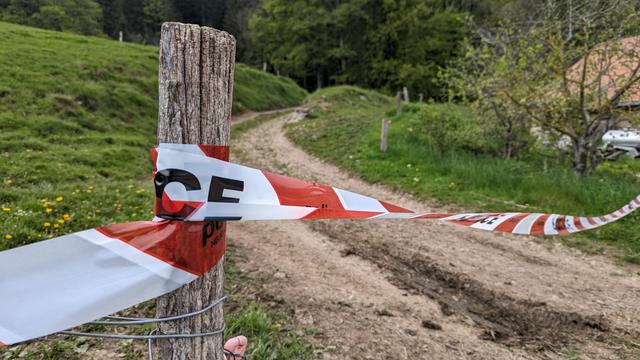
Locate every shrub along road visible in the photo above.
<box><xmin>229</xmin><ymin>111</ymin><xmax>640</xmax><ymax>359</ymax></box>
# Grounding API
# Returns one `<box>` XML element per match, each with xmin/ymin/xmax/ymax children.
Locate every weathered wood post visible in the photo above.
<box><xmin>156</xmin><ymin>22</ymin><xmax>235</xmax><ymax>360</ymax></box>
<box><xmin>403</xmin><ymin>86</ymin><xmax>409</xmax><ymax>103</ymax></box>
<box><xmin>395</xmin><ymin>92</ymin><xmax>402</xmax><ymax>115</ymax></box>
<box><xmin>418</xmin><ymin>93</ymin><xmax>424</xmax><ymax>103</ymax></box>
<box><xmin>380</xmin><ymin>118</ymin><xmax>389</xmax><ymax>152</ymax></box>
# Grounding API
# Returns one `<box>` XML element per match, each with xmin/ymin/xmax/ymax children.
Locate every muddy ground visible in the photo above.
<box><xmin>228</xmin><ymin>112</ymin><xmax>640</xmax><ymax>359</ymax></box>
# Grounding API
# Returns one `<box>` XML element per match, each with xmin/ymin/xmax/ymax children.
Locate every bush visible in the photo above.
<box><xmin>402</xmin><ymin>103</ymin><xmax>489</xmax><ymax>156</ymax></box>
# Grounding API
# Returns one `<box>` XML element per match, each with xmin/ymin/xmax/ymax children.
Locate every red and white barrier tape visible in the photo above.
<box><xmin>0</xmin><ymin>143</ymin><xmax>637</xmax><ymax>346</ymax></box>
<box><xmin>154</xmin><ymin>144</ymin><xmax>640</xmax><ymax>235</ymax></box>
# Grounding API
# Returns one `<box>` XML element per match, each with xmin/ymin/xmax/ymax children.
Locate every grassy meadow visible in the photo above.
<box><xmin>286</xmin><ymin>86</ymin><xmax>640</xmax><ymax>263</ymax></box>
<box><xmin>0</xmin><ymin>21</ymin><xmax>306</xmax><ymax>251</ymax></box>
<box><xmin>0</xmin><ymin>22</ymin><xmax>311</xmax><ymax>359</ymax></box>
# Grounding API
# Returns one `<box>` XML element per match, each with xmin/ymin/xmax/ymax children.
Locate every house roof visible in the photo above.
<box><xmin>565</xmin><ymin>36</ymin><xmax>640</xmax><ymax>108</ymax></box>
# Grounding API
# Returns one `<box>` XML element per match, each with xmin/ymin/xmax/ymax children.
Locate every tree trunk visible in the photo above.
<box><xmin>156</xmin><ymin>22</ymin><xmax>235</xmax><ymax>360</ymax></box>
<box><xmin>573</xmin><ymin>135</ymin><xmax>602</xmax><ymax>176</ymax></box>
<box><xmin>316</xmin><ymin>68</ymin><xmax>323</xmax><ymax>90</ymax></box>
<box><xmin>339</xmin><ymin>37</ymin><xmax>346</xmax><ymax>73</ymax></box>
<box><xmin>572</xmin><ymin>114</ymin><xmax>614</xmax><ymax>176</ymax></box>
<box><xmin>573</xmin><ymin>137</ymin><xmax>589</xmax><ymax>176</ymax></box>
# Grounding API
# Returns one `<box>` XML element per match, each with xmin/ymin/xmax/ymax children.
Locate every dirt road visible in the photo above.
<box><xmin>228</xmin><ymin>112</ymin><xmax>640</xmax><ymax>359</ymax></box>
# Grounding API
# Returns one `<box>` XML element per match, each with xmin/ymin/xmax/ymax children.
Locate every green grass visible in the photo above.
<box><xmin>286</xmin><ymin>85</ymin><xmax>640</xmax><ymax>263</ymax></box>
<box><xmin>224</xmin><ymin>249</ymin><xmax>315</xmax><ymax>360</ymax></box>
<box><xmin>0</xmin><ymin>21</ymin><xmax>306</xmax><ymax>250</ymax></box>
<box><xmin>225</xmin><ymin>303</ymin><xmax>313</xmax><ymax>359</ymax></box>
<box><xmin>0</xmin><ymin>21</ymin><xmax>310</xmax><ymax>359</ymax></box>
<box><xmin>233</xmin><ymin>64</ymin><xmax>307</xmax><ymax>114</ymax></box>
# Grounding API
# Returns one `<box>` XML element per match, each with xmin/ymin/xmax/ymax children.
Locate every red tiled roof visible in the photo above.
<box><xmin>566</xmin><ymin>36</ymin><xmax>640</xmax><ymax>107</ymax></box>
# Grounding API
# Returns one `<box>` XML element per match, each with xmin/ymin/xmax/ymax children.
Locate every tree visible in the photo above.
<box><xmin>250</xmin><ymin>0</ymin><xmax>468</xmax><ymax>94</ymax></box>
<box><xmin>368</xmin><ymin>3</ymin><xmax>468</xmax><ymax>99</ymax></box>
<box><xmin>1</xmin><ymin>0</ymin><xmax>103</xmax><ymax>35</ymax></box>
<box><xmin>444</xmin><ymin>0</ymin><xmax>640</xmax><ymax>175</ymax></box>
<box><xmin>143</xmin><ymin>0</ymin><xmax>173</xmax><ymax>43</ymax></box>
<box><xmin>172</xmin><ymin>0</ymin><xmax>226</xmax><ymax>29</ymax></box>
<box><xmin>250</xmin><ymin>0</ymin><xmax>332</xmax><ymax>88</ymax></box>
<box><xmin>96</xmin><ymin>0</ymin><xmax>125</xmax><ymax>38</ymax></box>
<box><xmin>442</xmin><ymin>32</ymin><xmax>536</xmax><ymax>160</ymax></box>
<box><xmin>223</xmin><ymin>0</ymin><xmax>259</xmax><ymax>63</ymax></box>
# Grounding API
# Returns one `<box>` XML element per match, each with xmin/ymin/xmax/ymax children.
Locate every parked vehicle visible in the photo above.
<box><xmin>601</xmin><ymin>128</ymin><xmax>640</xmax><ymax>159</ymax></box>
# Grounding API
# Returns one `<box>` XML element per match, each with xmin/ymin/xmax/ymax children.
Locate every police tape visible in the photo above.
<box><xmin>0</xmin><ymin>143</ymin><xmax>638</xmax><ymax>346</ymax></box>
<box><xmin>153</xmin><ymin>144</ymin><xmax>640</xmax><ymax>234</ymax></box>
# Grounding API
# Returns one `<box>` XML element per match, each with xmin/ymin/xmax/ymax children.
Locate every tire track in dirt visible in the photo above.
<box><xmin>228</xmin><ymin>113</ymin><xmax>640</xmax><ymax>359</ymax></box>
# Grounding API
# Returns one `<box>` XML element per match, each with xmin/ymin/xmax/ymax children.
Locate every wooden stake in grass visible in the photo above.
<box><xmin>396</xmin><ymin>92</ymin><xmax>402</xmax><ymax>115</ymax></box>
<box><xmin>381</xmin><ymin>118</ymin><xmax>390</xmax><ymax>152</ymax></box>
<box><xmin>403</xmin><ymin>86</ymin><xmax>409</xmax><ymax>103</ymax></box>
<box><xmin>156</xmin><ymin>22</ymin><xmax>235</xmax><ymax>360</ymax></box>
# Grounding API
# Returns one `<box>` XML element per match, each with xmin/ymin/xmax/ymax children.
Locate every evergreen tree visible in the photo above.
<box><xmin>223</xmin><ymin>0</ymin><xmax>259</xmax><ymax>63</ymax></box>
<box><xmin>143</xmin><ymin>0</ymin><xmax>173</xmax><ymax>43</ymax></box>
<box><xmin>251</xmin><ymin>0</ymin><xmax>468</xmax><ymax>95</ymax></box>
<box><xmin>96</xmin><ymin>0</ymin><xmax>125</xmax><ymax>38</ymax></box>
<box><xmin>1</xmin><ymin>0</ymin><xmax>103</xmax><ymax>35</ymax></box>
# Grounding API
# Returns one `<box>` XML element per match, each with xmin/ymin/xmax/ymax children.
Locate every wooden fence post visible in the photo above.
<box><xmin>395</xmin><ymin>92</ymin><xmax>402</xmax><ymax>115</ymax></box>
<box><xmin>380</xmin><ymin>118</ymin><xmax>389</xmax><ymax>152</ymax></box>
<box><xmin>155</xmin><ymin>22</ymin><xmax>235</xmax><ymax>360</ymax></box>
<box><xmin>418</xmin><ymin>93</ymin><xmax>424</xmax><ymax>103</ymax></box>
<box><xmin>403</xmin><ymin>86</ymin><xmax>409</xmax><ymax>103</ymax></box>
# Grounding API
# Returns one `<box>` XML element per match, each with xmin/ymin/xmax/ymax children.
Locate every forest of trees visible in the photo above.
<box><xmin>2</xmin><ymin>0</ymin><xmax>614</xmax><ymax>97</ymax></box>
<box><xmin>0</xmin><ymin>0</ymin><xmax>241</xmax><ymax>43</ymax></box>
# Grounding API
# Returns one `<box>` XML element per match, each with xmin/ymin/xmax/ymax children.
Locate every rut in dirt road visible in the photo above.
<box><xmin>315</xmin><ymin>221</ymin><xmax>610</xmax><ymax>349</ymax></box>
<box><xmin>231</xmin><ymin>112</ymin><xmax>640</xmax><ymax>359</ymax></box>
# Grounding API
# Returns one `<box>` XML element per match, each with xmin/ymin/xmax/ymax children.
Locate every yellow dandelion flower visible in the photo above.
<box><xmin>44</xmin><ymin>222</ymin><xmax>51</xmax><ymax>227</ymax></box>
<box><xmin>2</xmin><ymin>207</ymin><xmax>10</xmax><ymax>213</ymax></box>
<box><xmin>55</xmin><ymin>196</ymin><xmax>64</xmax><ymax>202</ymax></box>
<box><xmin>45</xmin><ymin>208</ymin><xmax>53</xmax><ymax>213</ymax></box>
<box><xmin>63</xmin><ymin>214</ymin><xmax>70</xmax><ymax>220</ymax></box>
<box><xmin>4</xmin><ymin>234</ymin><xmax>12</xmax><ymax>240</ymax></box>
<box><xmin>127</xmin><ymin>184</ymin><xmax>134</xmax><ymax>189</ymax></box>
<box><xmin>57</xmin><ymin>219</ymin><xmax>65</xmax><ymax>224</ymax></box>
<box><xmin>53</xmin><ymin>224</ymin><xmax>59</xmax><ymax>229</ymax></box>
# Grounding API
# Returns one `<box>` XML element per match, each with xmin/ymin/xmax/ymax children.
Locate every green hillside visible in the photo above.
<box><xmin>0</xmin><ymin>21</ymin><xmax>305</xmax><ymax>250</ymax></box>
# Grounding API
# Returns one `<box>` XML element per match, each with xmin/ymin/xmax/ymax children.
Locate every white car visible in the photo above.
<box><xmin>602</xmin><ymin>128</ymin><xmax>640</xmax><ymax>159</ymax></box>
